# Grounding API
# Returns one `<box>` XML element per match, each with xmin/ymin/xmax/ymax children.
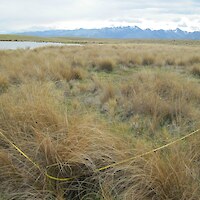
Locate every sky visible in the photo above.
<box><xmin>0</xmin><ymin>0</ymin><xmax>200</xmax><ymax>33</ymax></box>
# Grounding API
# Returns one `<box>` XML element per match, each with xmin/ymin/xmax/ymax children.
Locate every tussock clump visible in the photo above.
<box><xmin>140</xmin><ymin>145</ymin><xmax>200</xmax><ymax>200</ymax></box>
<box><xmin>68</xmin><ymin>67</ymin><xmax>86</xmax><ymax>81</ymax></box>
<box><xmin>120</xmin><ymin>71</ymin><xmax>200</xmax><ymax>129</ymax></box>
<box><xmin>51</xmin><ymin>62</ymin><xmax>87</xmax><ymax>82</ymax></box>
<box><xmin>100</xmin><ymin>83</ymin><xmax>115</xmax><ymax>104</ymax></box>
<box><xmin>0</xmin><ymin>82</ymin><xmax>65</xmax><ymax>134</ymax></box>
<box><xmin>191</xmin><ymin>64</ymin><xmax>200</xmax><ymax>77</ymax></box>
<box><xmin>98</xmin><ymin>59</ymin><xmax>115</xmax><ymax>72</ymax></box>
<box><xmin>0</xmin><ymin>84</ymin><xmax>136</xmax><ymax>199</ymax></box>
<box><xmin>0</xmin><ymin>80</ymin><xmax>134</xmax><ymax>199</ymax></box>
<box><xmin>90</xmin><ymin>75</ymin><xmax>103</xmax><ymax>93</ymax></box>
<box><xmin>0</xmin><ymin>75</ymin><xmax>9</xmax><ymax>94</ymax></box>
<box><xmin>165</xmin><ymin>57</ymin><xmax>176</xmax><ymax>66</ymax></box>
<box><xmin>97</xmin><ymin>141</ymin><xmax>200</xmax><ymax>199</ymax></box>
<box><xmin>142</xmin><ymin>55</ymin><xmax>155</xmax><ymax>66</ymax></box>
<box><xmin>117</xmin><ymin>52</ymin><xmax>142</xmax><ymax>67</ymax></box>
<box><xmin>188</xmin><ymin>56</ymin><xmax>200</xmax><ymax>65</ymax></box>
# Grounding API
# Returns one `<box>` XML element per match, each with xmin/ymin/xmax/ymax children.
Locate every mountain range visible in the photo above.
<box><xmin>18</xmin><ymin>26</ymin><xmax>200</xmax><ymax>40</ymax></box>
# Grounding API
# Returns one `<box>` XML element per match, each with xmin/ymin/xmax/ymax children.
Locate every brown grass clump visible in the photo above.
<box><xmin>0</xmin><ymin>81</ymin><xmax>136</xmax><ymax>199</ymax></box>
<box><xmin>98</xmin><ymin>59</ymin><xmax>115</xmax><ymax>72</ymax></box>
<box><xmin>100</xmin><ymin>83</ymin><xmax>115</xmax><ymax>104</ymax></box>
<box><xmin>120</xmin><ymin>70</ymin><xmax>200</xmax><ymax>132</ymax></box>
<box><xmin>191</xmin><ymin>64</ymin><xmax>200</xmax><ymax>77</ymax></box>
<box><xmin>0</xmin><ymin>75</ymin><xmax>9</xmax><ymax>94</ymax></box>
<box><xmin>96</xmin><ymin>138</ymin><xmax>200</xmax><ymax>199</ymax></box>
<box><xmin>141</xmin><ymin>145</ymin><xmax>200</xmax><ymax>199</ymax></box>
<box><xmin>165</xmin><ymin>57</ymin><xmax>176</xmax><ymax>66</ymax></box>
<box><xmin>0</xmin><ymin>82</ymin><xmax>65</xmax><ymax>134</ymax></box>
<box><xmin>187</xmin><ymin>56</ymin><xmax>200</xmax><ymax>65</ymax></box>
<box><xmin>57</xmin><ymin>66</ymin><xmax>86</xmax><ymax>81</ymax></box>
<box><xmin>142</xmin><ymin>54</ymin><xmax>155</xmax><ymax>66</ymax></box>
<box><xmin>68</xmin><ymin>67</ymin><xmax>86</xmax><ymax>80</ymax></box>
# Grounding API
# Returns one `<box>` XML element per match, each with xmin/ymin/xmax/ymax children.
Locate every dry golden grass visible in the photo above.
<box><xmin>98</xmin><ymin>59</ymin><xmax>115</xmax><ymax>72</ymax></box>
<box><xmin>119</xmin><ymin>71</ymin><xmax>200</xmax><ymax>129</ymax></box>
<box><xmin>191</xmin><ymin>64</ymin><xmax>200</xmax><ymax>77</ymax></box>
<box><xmin>100</xmin><ymin>83</ymin><xmax>115</xmax><ymax>104</ymax></box>
<box><xmin>1</xmin><ymin>41</ymin><xmax>200</xmax><ymax>199</ymax></box>
<box><xmin>0</xmin><ymin>43</ymin><xmax>200</xmax><ymax>86</ymax></box>
<box><xmin>0</xmin><ymin>75</ymin><xmax>9</xmax><ymax>94</ymax></box>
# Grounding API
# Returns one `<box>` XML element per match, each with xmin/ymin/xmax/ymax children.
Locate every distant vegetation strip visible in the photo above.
<box><xmin>1</xmin><ymin>34</ymin><xmax>200</xmax><ymax>46</ymax></box>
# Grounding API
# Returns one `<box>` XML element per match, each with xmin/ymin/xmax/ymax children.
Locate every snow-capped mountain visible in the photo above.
<box><xmin>18</xmin><ymin>26</ymin><xmax>200</xmax><ymax>40</ymax></box>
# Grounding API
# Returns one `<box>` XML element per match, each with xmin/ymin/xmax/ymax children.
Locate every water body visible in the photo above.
<box><xmin>0</xmin><ymin>41</ymin><xmax>80</xmax><ymax>50</ymax></box>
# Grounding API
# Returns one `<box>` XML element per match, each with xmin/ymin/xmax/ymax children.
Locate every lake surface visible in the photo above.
<box><xmin>0</xmin><ymin>41</ymin><xmax>80</xmax><ymax>50</ymax></box>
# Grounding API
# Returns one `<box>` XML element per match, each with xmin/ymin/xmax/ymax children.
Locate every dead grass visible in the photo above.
<box><xmin>100</xmin><ymin>83</ymin><xmax>115</xmax><ymax>104</ymax></box>
<box><xmin>191</xmin><ymin>64</ymin><xmax>200</xmax><ymax>77</ymax></box>
<box><xmin>142</xmin><ymin>54</ymin><xmax>155</xmax><ymax>66</ymax></box>
<box><xmin>0</xmin><ymin>81</ymin><xmax>136</xmax><ymax>199</ymax></box>
<box><xmin>1</xmin><ymin>41</ymin><xmax>200</xmax><ymax>199</ymax></box>
<box><xmin>118</xmin><ymin>70</ymin><xmax>200</xmax><ymax>135</ymax></box>
<box><xmin>98</xmin><ymin>59</ymin><xmax>115</xmax><ymax>72</ymax></box>
<box><xmin>187</xmin><ymin>56</ymin><xmax>200</xmax><ymax>65</ymax></box>
<box><xmin>0</xmin><ymin>43</ymin><xmax>199</xmax><ymax>86</ymax></box>
<box><xmin>165</xmin><ymin>57</ymin><xmax>176</xmax><ymax>66</ymax></box>
<box><xmin>0</xmin><ymin>75</ymin><xmax>9</xmax><ymax>94</ymax></box>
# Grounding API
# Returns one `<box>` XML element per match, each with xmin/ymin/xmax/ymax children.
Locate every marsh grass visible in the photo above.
<box><xmin>1</xmin><ymin>41</ymin><xmax>200</xmax><ymax>199</ymax></box>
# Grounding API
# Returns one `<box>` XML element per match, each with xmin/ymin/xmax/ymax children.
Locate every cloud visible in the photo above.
<box><xmin>179</xmin><ymin>22</ymin><xmax>188</xmax><ymax>28</ymax></box>
<box><xmin>0</xmin><ymin>0</ymin><xmax>199</xmax><ymax>32</ymax></box>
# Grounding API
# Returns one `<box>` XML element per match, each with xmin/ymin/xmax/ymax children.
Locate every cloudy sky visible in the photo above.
<box><xmin>0</xmin><ymin>0</ymin><xmax>200</xmax><ymax>33</ymax></box>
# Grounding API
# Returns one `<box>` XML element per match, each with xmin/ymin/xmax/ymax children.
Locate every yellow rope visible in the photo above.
<box><xmin>0</xmin><ymin>131</ymin><xmax>41</xmax><ymax>171</ymax></box>
<box><xmin>44</xmin><ymin>172</ymin><xmax>75</xmax><ymax>181</ymax></box>
<box><xmin>96</xmin><ymin>128</ymin><xmax>200</xmax><ymax>172</ymax></box>
<box><xmin>0</xmin><ymin>129</ymin><xmax>200</xmax><ymax>182</ymax></box>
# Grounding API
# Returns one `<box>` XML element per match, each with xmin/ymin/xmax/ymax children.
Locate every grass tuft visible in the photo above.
<box><xmin>142</xmin><ymin>55</ymin><xmax>155</xmax><ymax>66</ymax></box>
<box><xmin>98</xmin><ymin>59</ymin><xmax>114</xmax><ymax>72</ymax></box>
<box><xmin>191</xmin><ymin>64</ymin><xmax>200</xmax><ymax>78</ymax></box>
<box><xmin>0</xmin><ymin>75</ymin><xmax>9</xmax><ymax>94</ymax></box>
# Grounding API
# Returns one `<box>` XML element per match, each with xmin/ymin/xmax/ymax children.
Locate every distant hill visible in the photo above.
<box><xmin>18</xmin><ymin>26</ymin><xmax>200</xmax><ymax>40</ymax></box>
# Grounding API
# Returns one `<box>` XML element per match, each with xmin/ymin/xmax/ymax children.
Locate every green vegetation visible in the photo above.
<box><xmin>0</xmin><ymin>39</ymin><xmax>200</xmax><ymax>199</ymax></box>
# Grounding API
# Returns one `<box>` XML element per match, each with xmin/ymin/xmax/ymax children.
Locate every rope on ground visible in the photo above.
<box><xmin>0</xmin><ymin>128</ymin><xmax>200</xmax><ymax>182</ymax></box>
